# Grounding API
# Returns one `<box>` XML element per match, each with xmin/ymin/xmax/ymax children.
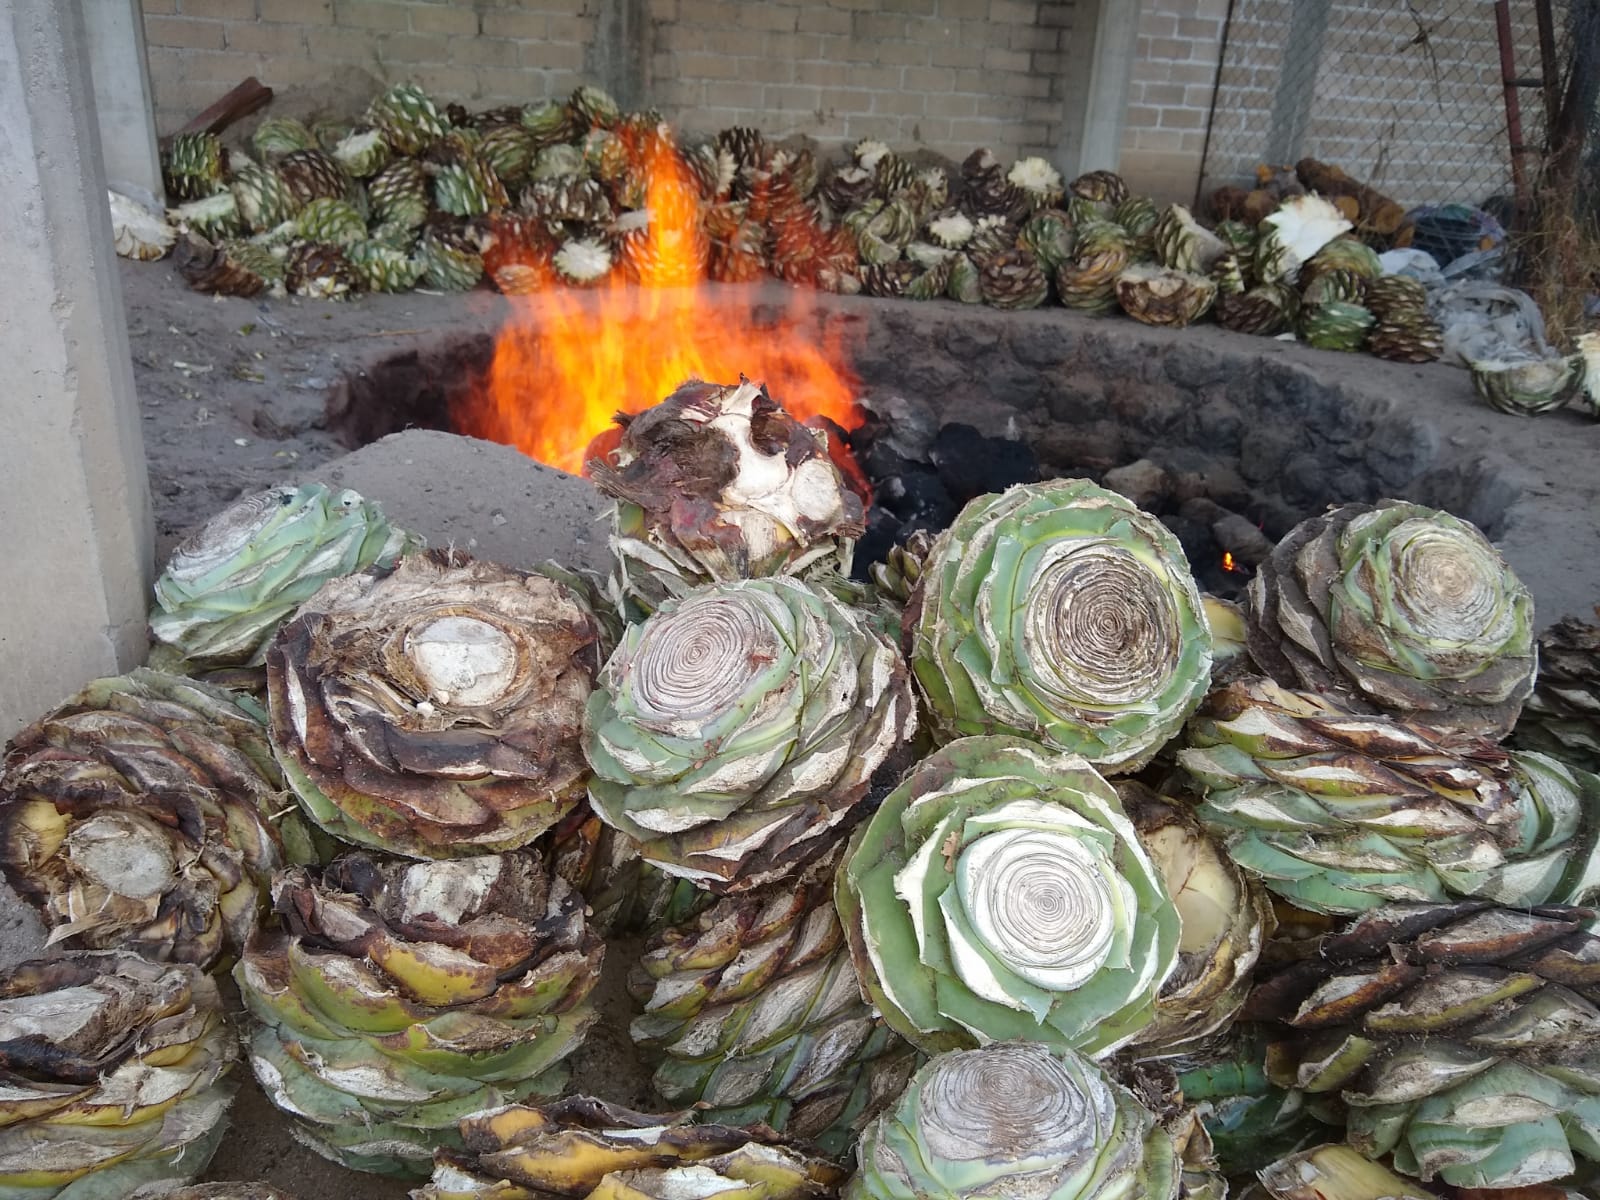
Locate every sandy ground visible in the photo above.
<box><xmin>4</xmin><ymin>257</ymin><xmax>1588</xmax><ymax>1197</ymax></box>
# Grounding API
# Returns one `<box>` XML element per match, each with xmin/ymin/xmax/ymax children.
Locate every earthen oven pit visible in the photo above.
<box><xmin>324</xmin><ymin>285</ymin><xmax>1600</xmax><ymax>623</ymax></box>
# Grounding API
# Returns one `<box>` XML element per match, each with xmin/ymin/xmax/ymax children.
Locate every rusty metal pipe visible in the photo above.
<box><xmin>1494</xmin><ymin>0</ymin><xmax>1529</xmax><ymax>212</ymax></box>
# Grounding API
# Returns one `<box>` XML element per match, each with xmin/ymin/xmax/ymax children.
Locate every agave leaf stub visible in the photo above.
<box><xmin>905</xmin><ymin>478</ymin><xmax>1212</xmax><ymax>772</ymax></box>
<box><xmin>412</xmin><ymin>1095</ymin><xmax>847</xmax><ymax>1200</ymax></box>
<box><xmin>838</xmin><ymin>736</ymin><xmax>1179</xmax><ymax>1056</ymax></box>
<box><xmin>150</xmin><ymin>482</ymin><xmax>417</xmax><ymax>669</ymax></box>
<box><xmin>1179</xmin><ymin>676</ymin><xmax>1600</xmax><ymax>913</ymax></box>
<box><xmin>586</xmin><ymin>378</ymin><xmax>865</xmax><ymax>614</ymax></box>
<box><xmin>1246</xmin><ymin>900</ymin><xmax>1600</xmax><ymax>1189</ymax></box>
<box><xmin>0</xmin><ymin>952</ymin><xmax>236</xmax><ymax>1196</ymax></box>
<box><xmin>0</xmin><ymin>668</ymin><xmax>306</xmax><ymax>969</ymax></box>
<box><xmin>628</xmin><ymin>853</ymin><xmax>919</xmax><ymax>1152</ymax></box>
<box><xmin>1246</xmin><ymin>501</ymin><xmax>1536</xmax><ymax>738</ymax></box>
<box><xmin>584</xmin><ymin>576</ymin><xmax>916</xmax><ymax>893</ymax></box>
<box><xmin>235</xmin><ymin>851</ymin><xmax>603</xmax><ymax>1178</ymax></box>
<box><xmin>267</xmin><ymin>550</ymin><xmax>603</xmax><ymax>858</ymax></box>
<box><xmin>847</xmin><ymin>1041</ymin><xmax>1178</xmax><ymax>1200</ymax></box>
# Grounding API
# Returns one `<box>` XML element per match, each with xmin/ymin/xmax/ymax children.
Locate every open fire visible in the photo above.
<box><xmin>455</xmin><ymin>130</ymin><xmax>863</xmax><ymax>476</ymax></box>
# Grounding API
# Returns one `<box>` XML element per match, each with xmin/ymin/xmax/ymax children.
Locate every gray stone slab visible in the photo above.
<box><xmin>307</xmin><ymin>429</ymin><xmax>614</xmax><ymax>579</ymax></box>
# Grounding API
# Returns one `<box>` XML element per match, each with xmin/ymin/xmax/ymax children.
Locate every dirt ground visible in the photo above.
<box><xmin>49</xmin><ymin>256</ymin><xmax>1596</xmax><ymax>1197</ymax></box>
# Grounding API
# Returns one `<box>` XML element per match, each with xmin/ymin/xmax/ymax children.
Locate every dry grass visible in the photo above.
<box><xmin>1514</xmin><ymin>181</ymin><xmax>1600</xmax><ymax>352</ymax></box>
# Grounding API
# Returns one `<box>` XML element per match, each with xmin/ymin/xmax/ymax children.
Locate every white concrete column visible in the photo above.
<box><xmin>0</xmin><ymin>0</ymin><xmax>156</xmax><ymax>738</ymax></box>
<box><xmin>1054</xmin><ymin>0</ymin><xmax>1142</xmax><ymax>177</ymax></box>
<box><xmin>80</xmin><ymin>0</ymin><xmax>165</xmax><ymax>207</ymax></box>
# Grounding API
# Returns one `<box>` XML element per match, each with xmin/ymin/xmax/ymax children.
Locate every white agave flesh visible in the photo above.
<box><xmin>403</xmin><ymin>615</ymin><xmax>521</xmax><ymax>707</ymax></box>
<box><xmin>395</xmin><ymin>856</ymin><xmax>503</xmax><ymax>925</ymax></box>
<box><xmin>555</xmin><ymin>237</ymin><xmax>613</xmax><ymax>282</ymax></box>
<box><xmin>955</xmin><ymin>828</ymin><xmax>1124</xmax><ymax>994</ymax></box>
<box><xmin>1007</xmin><ymin>156</ymin><xmax>1062</xmax><ymax>195</ymax></box>
<box><xmin>109</xmin><ymin>190</ymin><xmax>177</xmax><ymax>260</ymax></box>
<box><xmin>1261</xmin><ymin>195</ymin><xmax>1352</xmax><ymax>277</ymax></box>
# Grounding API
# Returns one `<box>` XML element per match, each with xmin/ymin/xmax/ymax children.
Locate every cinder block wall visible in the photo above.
<box><xmin>1116</xmin><ymin>0</ymin><xmax>1228</xmax><ymax>202</ymax></box>
<box><xmin>645</xmin><ymin>0</ymin><xmax>1074</xmax><ymax>157</ymax></box>
<box><xmin>140</xmin><ymin>0</ymin><xmax>597</xmax><ymax>134</ymax></box>
<box><xmin>139</xmin><ymin>0</ymin><xmax>1080</xmax><ymax>164</ymax></box>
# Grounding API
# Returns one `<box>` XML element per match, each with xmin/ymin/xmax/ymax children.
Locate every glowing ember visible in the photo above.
<box><xmin>1222</xmin><ymin>551</ymin><xmax>1238</xmax><ymax>573</ymax></box>
<box><xmin>457</xmin><ymin>127</ymin><xmax>863</xmax><ymax>476</ymax></box>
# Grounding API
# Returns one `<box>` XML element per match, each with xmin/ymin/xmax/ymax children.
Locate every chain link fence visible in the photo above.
<box><xmin>1198</xmin><ymin>1</ymin><xmax>1548</xmax><ymax>212</ymax></box>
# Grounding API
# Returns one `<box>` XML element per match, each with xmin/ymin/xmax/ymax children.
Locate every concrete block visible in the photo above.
<box><xmin>1</xmin><ymin>0</ymin><xmax>155</xmax><ymax>738</ymax></box>
<box><xmin>409</xmin><ymin>3</ymin><xmax>480</xmax><ymax>35</ymax></box>
<box><xmin>143</xmin><ymin>13</ymin><xmax>225</xmax><ymax>48</ymax></box>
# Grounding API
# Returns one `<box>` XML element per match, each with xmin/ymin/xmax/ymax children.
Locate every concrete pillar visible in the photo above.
<box><xmin>80</xmin><ymin>0</ymin><xmax>165</xmax><ymax>208</ymax></box>
<box><xmin>586</xmin><ymin>0</ymin><xmax>649</xmax><ymax>112</ymax></box>
<box><xmin>0</xmin><ymin>0</ymin><xmax>156</xmax><ymax>738</ymax></box>
<box><xmin>1055</xmin><ymin>0</ymin><xmax>1142</xmax><ymax>177</ymax></box>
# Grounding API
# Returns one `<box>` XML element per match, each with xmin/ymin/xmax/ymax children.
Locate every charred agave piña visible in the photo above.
<box><xmin>0</xmin><ymin>668</ymin><xmax>312</xmax><ymax>970</ymax></box>
<box><xmin>267</xmin><ymin>550</ymin><xmax>604</xmax><ymax>858</ymax></box>
<box><xmin>1247</xmin><ymin>901</ymin><xmax>1600</xmax><ymax>1188</ymax></box>
<box><xmin>584</xmin><ymin>378</ymin><xmax>866</xmax><ymax>615</ymax></box>
<box><xmin>0</xmin><ymin>953</ymin><xmax>237</xmax><ymax>1198</ymax></box>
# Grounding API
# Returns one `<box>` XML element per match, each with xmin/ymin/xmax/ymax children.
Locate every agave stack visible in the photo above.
<box><xmin>905</xmin><ymin>478</ymin><xmax>1212</xmax><ymax>770</ymax></box>
<box><xmin>582</xmin><ymin>574</ymin><xmax>916</xmax><ymax>892</ymax></box>
<box><xmin>176</xmin><ymin>236</ymin><xmax>286</xmax><ymax>297</ymax></box>
<box><xmin>1153</xmin><ymin>203</ymin><xmax>1228</xmax><ymax>275</ymax></box>
<box><xmin>848</xmin><ymin>1041</ymin><xmax>1178</xmax><ymax>1200</ymax></box>
<box><xmin>0</xmin><ymin>953</ymin><xmax>237</xmax><ymax>1197</ymax></box>
<box><xmin>1056</xmin><ymin>220</ymin><xmax>1133</xmax><ymax>313</ymax></box>
<box><xmin>0</xmin><ymin>668</ymin><xmax>314</xmax><ymax>969</ymax></box>
<box><xmin>1245</xmin><ymin>500</ymin><xmax>1536</xmax><ymax>736</ymax></box>
<box><xmin>366</xmin><ymin>82</ymin><xmax>449</xmax><ymax>156</ymax></box>
<box><xmin>585</xmin><ymin>378</ymin><xmax>866</xmax><ymax>613</ymax></box>
<box><xmin>1116</xmin><ymin>265</ymin><xmax>1217</xmax><ymax>328</ymax></box>
<box><xmin>1472</xmin><ymin>355</ymin><xmax>1580</xmax><ymax>415</ymax></box>
<box><xmin>267</xmin><ymin>550</ymin><xmax>604</xmax><ymax>857</ymax></box>
<box><xmin>418</xmin><ymin>216</ymin><xmax>486</xmax><ymax>291</ymax></box>
<box><xmin>977</xmin><ymin>248</ymin><xmax>1049</xmax><ymax>310</ymax></box>
<box><xmin>1513</xmin><ymin>608</ymin><xmax>1600</xmax><ymax>771</ymax></box>
<box><xmin>628</xmin><ymin>855</ymin><xmax>919</xmax><ymax>1151</ymax></box>
<box><xmin>163</xmin><ymin>132</ymin><xmax>227</xmax><ymax>202</ymax></box>
<box><xmin>837</xmin><ymin>736</ymin><xmax>1180</xmax><ymax>1055</ymax></box>
<box><xmin>236</xmin><ymin>851</ymin><xmax>604</xmax><ymax>1176</ymax></box>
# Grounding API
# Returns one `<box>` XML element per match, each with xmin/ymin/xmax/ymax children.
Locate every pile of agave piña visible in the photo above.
<box><xmin>4</xmin><ymin>378</ymin><xmax>1600</xmax><ymax>1200</ymax></box>
<box><xmin>120</xmin><ymin>80</ymin><xmax>1600</xmax><ymax>417</ymax></box>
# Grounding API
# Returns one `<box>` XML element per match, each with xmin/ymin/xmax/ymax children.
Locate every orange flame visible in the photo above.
<box><xmin>457</xmin><ymin>130</ymin><xmax>863</xmax><ymax>477</ymax></box>
<box><xmin>1222</xmin><ymin>551</ymin><xmax>1238</xmax><ymax>573</ymax></box>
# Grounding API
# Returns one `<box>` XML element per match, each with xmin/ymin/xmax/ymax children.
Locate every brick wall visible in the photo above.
<box><xmin>1116</xmin><ymin>0</ymin><xmax>1229</xmax><ymax>202</ymax></box>
<box><xmin>140</xmin><ymin>0</ymin><xmax>599</xmax><ymax>136</ymax></box>
<box><xmin>644</xmin><ymin>0</ymin><xmax>1075</xmax><ymax>160</ymax></box>
<box><xmin>140</xmin><ymin>0</ymin><xmax>1080</xmax><ymax>164</ymax></box>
